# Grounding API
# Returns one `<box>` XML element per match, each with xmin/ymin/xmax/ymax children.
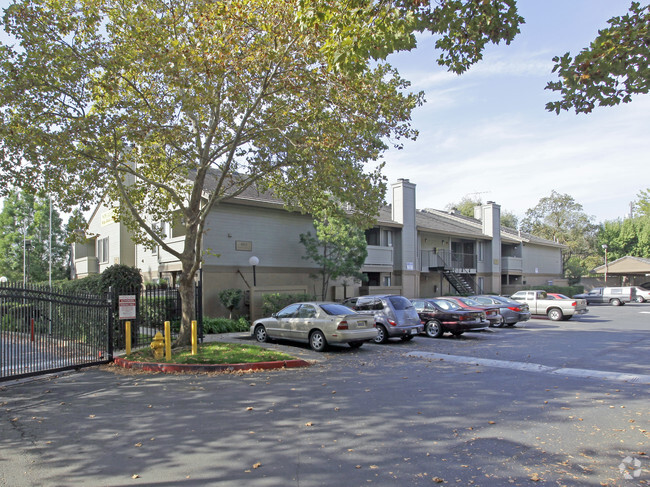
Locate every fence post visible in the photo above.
<box><xmin>125</xmin><ymin>321</ymin><xmax>131</xmax><ymax>355</ymax></box>
<box><xmin>164</xmin><ymin>321</ymin><xmax>171</xmax><ymax>361</ymax></box>
<box><xmin>191</xmin><ymin>320</ymin><xmax>197</xmax><ymax>355</ymax></box>
<box><xmin>107</xmin><ymin>286</ymin><xmax>114</xmax><ymax>360</ymax></box>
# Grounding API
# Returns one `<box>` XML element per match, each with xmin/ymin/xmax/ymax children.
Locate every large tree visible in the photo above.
<box><xmin>0</xmin><ymin>189</ymin><xmax>69</xmax><ymax>282</ymax></box>
<box><xmin>598</xmin><ymin>188</ymin><xmax>650</xmax><ymax>260</ymax></box>
<box><xmin>546</xmin><ymin>2</ymin><xmax>650</xmax><ymax>114</ymax></box>
<box><xmin>0</xmin><ymin>0</ymin><xmax>523</xmax><ymax>345</ymax></box>
<box><xmin>520</xmin><ymin>191</ymin><xmax>597</xmax><ymax>279</ymax></box>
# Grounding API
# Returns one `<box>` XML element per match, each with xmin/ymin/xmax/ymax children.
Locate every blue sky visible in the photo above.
<box><xmin>381</xmin><ymin>0</ymin><xmax>650</xmax><ymax>223</ymax></box>
<box><xmin>1</xmin><ymin>1</ymin><xmax>648</xmax><ymax>224</ymax></box>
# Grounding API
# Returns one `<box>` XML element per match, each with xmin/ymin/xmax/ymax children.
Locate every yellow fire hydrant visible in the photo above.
<box><xmin>150</xmin><ymin>332</ymin><xmax>165</xmax><ymax>360</ymax></box>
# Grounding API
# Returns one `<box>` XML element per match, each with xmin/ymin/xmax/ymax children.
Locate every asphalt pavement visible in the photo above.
<box><xmin>1</xmin><ymin>304</ymin><xmax>648</xmax><ymax>487</ymax></box>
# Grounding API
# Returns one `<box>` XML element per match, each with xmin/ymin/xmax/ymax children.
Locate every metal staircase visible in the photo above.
<box><xmin>442</xmin><ymin>269</ymin><xmax>475</xmax><ymax>295</ymax></box>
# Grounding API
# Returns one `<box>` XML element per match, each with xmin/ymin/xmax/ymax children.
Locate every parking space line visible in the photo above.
<box><xmin>406</xmin><ymin>351</ymin><xmax>650</xmax><ymax>385</ymax></box>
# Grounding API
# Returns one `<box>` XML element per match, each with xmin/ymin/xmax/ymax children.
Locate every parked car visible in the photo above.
<box><xmin>469</xmin><ymin>295</ymin><xmax>531</xmax><ymax>326</ymax></box>
<box><xmin>573</xmin><ymin>287</ymin><xmax>632</xmax><ymax>306</ymax></box>
<box><xmin>411</xmin><ymin>298</ymin><xmax>488</xmax><ymax>338</ymax></box>
<box><xmin>510</xmin><ymin>290</ymin><xmax>588</xmax><ymax>321</ymax></box>
<box><xmin>439</xmin><ymin>296</ymin><xmax>503</xmax><ymax>327</ymax></box>
<box><xmin>251</xmin><ymin>302</ymin><xmax>377</xmax><ymax>352</ymax></box>
<box><xmin>631</xmin><ymin>286</ymin><xmax>650</xmax><ymax>303</ymax></box>
<box><xmin>348</xmin><ymin>295</ymin><xmax>423</xmax><ymax>343</ymax></box>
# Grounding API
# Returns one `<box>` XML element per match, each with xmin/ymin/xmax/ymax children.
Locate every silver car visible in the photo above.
<box><xmin>351</xmin><ymin>295</ymin><xmax>423</xmax><ymax>343</ymax></box>
<box><xmin>470</xmin><ymin>295</ymin><xmax>531</xmax><ymax>326</ymax></box>
<box><xmin>251</xmin><ymin>302</ymin><xmax>377</xmax><ymax>352</ymax></box>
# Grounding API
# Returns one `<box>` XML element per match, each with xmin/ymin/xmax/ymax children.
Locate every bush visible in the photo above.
<box><xmin>202</xmin><ymin>317</ymin><xmax>250</xmax><ymax>334</ymax></box>
<box><xmin>218</xmin><ymin>288</ymin><xmax>243</xmax><ymax>318</ymax></box>
<box><xmin>261</xmin><ymin>293</ymin><xmax>315</xmax><ymax>316</ymax></box>
<box><xmin>101</xmin><ymin>264</ymin><xmax>143</xmax><ymax>292</ymax></box>
<box><xmin>54</xmin><ymin>275</ymin><xmax>104</xmax><ymax>294</ymax></box>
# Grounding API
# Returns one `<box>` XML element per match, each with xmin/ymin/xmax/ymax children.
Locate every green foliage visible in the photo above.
<box><xmin>598</xmin><ymin>216</ymin><xmax>650</xmax><ymax>260</ymax></box>
<box><xmin>300</xmin><ymin>215</ymin><xmax>368</xmax><ymax>300</ymax></box>
<box><xmin>520</xmin><ymin>191</ymin><xmax>597</xmax><ymax>274</ymax></box>
<box><xmin>546</xmin><ymin>2</ymin><xmax>650</xmax><ymax>114</ymax></box>
<box><xmin>218</xmin><ymin>288</ymin><xmax>243</xmax><ymax>319</ymax></box>
<box><xmin>0</xmin><ymin>189</ymin><xmax>70</xmax><ymax>282</ymax></box>
<box><xmin>202</xmin><ymin>317</ymin><xmax>250</xmax><ymax>334</ymax></box>
<box><xmin>517</xmin><ymin>284</ymin><xmax>584</xmax><ymax>297</ymax></box>
<box><xmin>261</xmin><ymin>293</ymin><xmax>315</xmax><ymax>317</ymax></box>
<box><xmin>100</xmin><ymin>265</ymin><xmax>143</xmax><ymax>293</ymax></box>
<box><xmin>54</xmin><ymin>275</ymin><xmax>104</xmax><ymax>295</ymax></box>
<box><xmin>445</xmin><ymin>196</ymin><xmax>482</xmax><ymax>217</ymax></box>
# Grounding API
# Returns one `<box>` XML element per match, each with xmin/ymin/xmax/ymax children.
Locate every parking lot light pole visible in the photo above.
<box><xmin>602</xmin><ymin>244</ymin><xmax>608</xmax><ymax>285</ymax></box>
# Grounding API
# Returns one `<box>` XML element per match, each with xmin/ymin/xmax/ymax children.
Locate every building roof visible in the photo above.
<box><xmin>592</xmin><ymin>255</ymin><xmax>650</xmax><ymax>275</ymax></box>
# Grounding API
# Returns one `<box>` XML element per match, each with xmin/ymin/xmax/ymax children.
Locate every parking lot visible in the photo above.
<box><xmin>1</xmin><ymin>304</ymin><xmax>648</xmax><ymax>486</ymax></box>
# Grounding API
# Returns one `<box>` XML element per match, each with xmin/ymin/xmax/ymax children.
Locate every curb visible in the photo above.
<box><xmin>113</xmin><ymin>356</ymin><xmax>311</xmax><ymax>373</ymax></box>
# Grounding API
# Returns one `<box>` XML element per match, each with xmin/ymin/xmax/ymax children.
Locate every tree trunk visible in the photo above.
<box><xmin>175</xmin><ymin>260</ymin><xmax>196</xmax><ymax>347</ymax></box>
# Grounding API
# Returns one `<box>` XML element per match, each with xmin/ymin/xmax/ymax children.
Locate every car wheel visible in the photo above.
<box><xmin>309</xmin><ymin>330</ymin><xmax>327</xmax><ymax>352</ymax></box>
<box><xmin>493</xmin><ymin>316</ymin><xmax>505</xmax><ymax>328</ymax></box>
<box><xmin>611</xmin><ymin>298</ymin><xmax>622</xmax><ymax>306</ymax></box>
<box><xmin>254</xmin><ymin>325</ymin><xmax>268</xmax><ymax>343</ymax></box>
<box><xmin>547</xmin><ymin>308</ymin><xmax>563</xmax><ymax>321</ymax></box>
<box><xmin>374</xmin><ymin>325</ymin><xmax>389</xmax><ymax>344</ymax></box>
<box><xmin>400</xmin><ymin>335</ymin><xmax>414</xmax><ymax>341</ymax></box>
<box><xmin>348</xmin><ymin>341</ymin><xmax>364</xmax><ymax>349</ymax></box>
<box><xmin>425</xmin><ymin>320</ymin><xmax>444</xmax><ymax>338</ymax></box>
<box><xmin>634</xmin><ymin>296</ymin><xmax>645</xmax><ymax>303</ymax></box>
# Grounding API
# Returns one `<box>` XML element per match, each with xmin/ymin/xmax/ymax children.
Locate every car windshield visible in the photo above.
<box><xmin>496</xmin><ymin>297</ymin><xmax>520</xmax><ymax>305</ymax></box>
<box><xmin>459</xmin><ymin>297</ymin><xmax>481</xmax><ymax>306</ymax></box>
<box><xmin>432</xmin><ymin>299</ymin><xmax>460</xmax><ymax>310</ymax></box>
<box><xmin>388</xmin><ymin>296</ymin><xmax>414</xmax><ymax>310</ymax></box>
<box><xmin>321</xmin><ymin>304</ymin><xmax>355</xmax><ymax>316</ymax></box>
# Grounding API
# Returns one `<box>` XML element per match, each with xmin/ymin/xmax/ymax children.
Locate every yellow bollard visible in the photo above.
<box><xmin>125</xmin><ymin>321</ymin><xmax>131</xmax><ymax>355</ymax></box>
<box><xmin>191</xmin><ymin>320</ymin><xmax>197</xmax><ymax>356</ymax></box>
<box><xmin>164</xmin><ymin>321</ymin><xmax>171</xmax><ymax>361</ymax></box>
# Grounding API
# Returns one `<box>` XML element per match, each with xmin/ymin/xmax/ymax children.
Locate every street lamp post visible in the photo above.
<box><xmin>248</xmin><ymin>256</ymin><xmax>259</xmax><ymax>287</ymax></box>
<box><xmin>602</xmin><ymin>244</ymin><xmax>608</xmax><ymax>285</ymax></box>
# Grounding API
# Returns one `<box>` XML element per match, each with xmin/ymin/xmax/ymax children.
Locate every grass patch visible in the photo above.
<box><xmin>123</xmin><ymin>342</ymin><xmax>296</xmax><ymax>365</ymax></box>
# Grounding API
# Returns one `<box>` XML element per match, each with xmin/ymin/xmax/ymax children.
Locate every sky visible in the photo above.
<box><xmin>1</xmin><ymin>0</ymin><xmax>648</xmax><ymax>225</ymax></box>
<box><xmin>380</xmin><ymin>0</ymin><xmax>650</xmax><ymax>224</ymax></box>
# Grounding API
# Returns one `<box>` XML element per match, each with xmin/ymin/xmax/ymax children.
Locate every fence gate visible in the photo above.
<box><xmin>0</xmin><ymin>283</ymin><xmax>112</xmax><ymax>382</ymax></box>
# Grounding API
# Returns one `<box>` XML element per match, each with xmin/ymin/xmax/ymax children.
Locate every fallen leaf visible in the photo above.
<box><xmin>246</xmin><ymin>407</ymin><xmax>254</xmax><ymax>411</ymax></box>
<box><xmin>134</xmin><ymin>442</ymin><xmax>142</xmax><ymax>447</ymax></box>
<box><xmin>252</xmin><ymin>462</ymin><xmax>261</xmax><ymax>469</ymax></box>
<box><xmin>131</xmin><ymin>474</ymin><xmax>140</xmax><ymax>479</ymax></box>
<box><xmin>432</xmin><ymin>477</ymin><xmax>444</xmax><ymax>483</ymax></box>
<box><xmin>530</xmin><ymin>473</ymin><xmax>541</xmax><ymax>481</ymax></box>
<box><xmin>305</xmin><ymin>422</ymin><xmax>313</xmax><ymax>427</ymax></box>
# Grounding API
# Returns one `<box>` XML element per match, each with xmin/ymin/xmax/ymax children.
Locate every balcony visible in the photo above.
<box><xmin>502</xmin><ymin>257</ymin><xmax>523</xmax><ymax>272</ymax></box>
<box><xmin>365</xmin><ymin>245</ymin><xmax>394</xmax><ymax>267</ymax></box>
<box><xmin>75</xmin><ymin>257</ymin><xmax>99</xmax><ymax>277</ymax></box>
<box><xmin>421</xmin><ymin>250</ymin><xmax>476</xmax><ymax>273</ymax></box>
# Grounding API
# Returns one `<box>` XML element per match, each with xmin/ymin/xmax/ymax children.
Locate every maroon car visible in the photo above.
<box><xmin>440</xmin><ymin>296</ymin><xmax>503</xmax><ymax>327</ymax></box>
<box><xmin>411</xmin><ymin>298</ymin><xmax>488</xmax><ymax>338</ymax></box>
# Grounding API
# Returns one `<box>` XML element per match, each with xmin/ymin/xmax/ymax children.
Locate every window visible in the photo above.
<box><xmin>97</xmin><ymin>237</ymin><xmax>109</xmax><ymax>264</ymax></box>
<box><xmin>382</xmin><ymin>229</ymin><xmax>394</xmax><ymax>247</ymax></box>
<box><xmin>382</xmin><ymin>275</ymin><xmax>392</xmax><ymax>286</ymax></box>
<box><xmin>365</xmin><ymin>228</ymin><xmax>380</xmax><ymax>246</ymax></box>
<box><xmin>478</xmin><ymin>241</ymin><xmax>484</xmax><ymax>262</ymax></box>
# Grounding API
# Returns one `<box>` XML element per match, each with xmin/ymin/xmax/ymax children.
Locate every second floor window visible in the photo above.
<box><xmin>97</xmin><ymin>237</ymin><xmax>109</xmax><ymax>264</ymax></box>
<box><xmin>365</xmin><ymin>228</ymin><xmax>380</xmax><ymax>246</ymax></box>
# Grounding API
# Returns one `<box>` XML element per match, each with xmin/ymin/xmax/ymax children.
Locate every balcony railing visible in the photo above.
<box><xmin>502</xmin><ymin>257</ymin><xmax>523</xmax><ymax>272</ymax></box>
<box><xmin>421</xmin><ymin>250</ymin><xmax>476</xmax><ymax>273</ymax></box>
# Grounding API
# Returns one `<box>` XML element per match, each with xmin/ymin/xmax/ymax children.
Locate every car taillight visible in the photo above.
<box><xmin>508</xmin><ymin>306</ymin><xmax>521</xmax><ymax>312</ymax></box>
<box><xmin>571</xmin><ymin>301</ymin><xmax>577</xmax><ymax>307</ymax></box>
<box><xmin>388</xmin><ymin>320</ymin><xmax>397</xmax><ymax>326</ymax></box>
<box><xmin>337</xmin><ymin>321</ymin><xmax>349</xmax><ymax>330</ymax></box>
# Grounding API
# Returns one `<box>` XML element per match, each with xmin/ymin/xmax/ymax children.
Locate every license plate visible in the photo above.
<box><xmin>410</xmin><ymin>328</ymin><xmax>417</xmax><ymax>335</ymax></box>
<box><xmin>358</xmin><ymin>321</ymin><xmax>366</xmax><ymax>327</ymax></box>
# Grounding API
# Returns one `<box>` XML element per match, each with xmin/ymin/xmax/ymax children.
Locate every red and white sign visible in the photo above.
<box><xmin>119</xmin><ymin>295</ymin><xmax>137</xmax><ymax>320</ymax></box>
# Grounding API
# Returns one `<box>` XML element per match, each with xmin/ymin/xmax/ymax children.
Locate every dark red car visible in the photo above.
<box><xmin>410</xmin><ymin>298</ymin><xmax>488</xmax><ymax>338</ymax></box>
<box><xmin>440</xmin><ymin>296</ymin><xmax>503</xmax><ymax>327</ymax></box>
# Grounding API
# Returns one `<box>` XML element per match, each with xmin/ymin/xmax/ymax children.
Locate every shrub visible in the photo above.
<box><xmin>261</xmin><ymin>293</ymin><xmax>315</xmax><ymax>316</ymax></box>
<box><xmin>218</xmin><ymin>288</ymin><xmax>243</xmax><ymax>318</ymax></box>
<box><xmin>202</xmin><ymin>317</ymin><xmax>250</xmax><ymax>334</ymax></box>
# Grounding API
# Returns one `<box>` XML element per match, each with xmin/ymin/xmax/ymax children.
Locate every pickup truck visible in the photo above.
<box><xmin>510</xmin><ymin>290</ymin><xmax>588</xmax><ymax>321</ymax></box>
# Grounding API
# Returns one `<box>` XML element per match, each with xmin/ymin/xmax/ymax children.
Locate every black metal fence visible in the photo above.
<box><xmin>111</xmin><ymin>282</ymin><xmax>203</xmax><ymax>352</ymax></box>
<box><xmin>0</xmin><ymin>283</ymin><xmax>112</xmax><ymax>382</ymax></box>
